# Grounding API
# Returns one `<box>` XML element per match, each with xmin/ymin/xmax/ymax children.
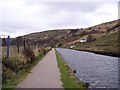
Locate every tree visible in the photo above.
<box><xmin>80</xmin><ymin>31</ymin><xmax>87</xmax><ymax>36</ymax></box>
<box><xmin>58</xmin><ymin>43</ymin><xmax>62</xmax><ymax>47</ymax></box>
<box><xmin>87</xmin><ymin>34</ymin><xmax>95</xmax><ymax>42</ymax></box>
<box><xmin>2</xmin><ymin>38</ymin><xmax>6</xmax><ymax>46</ymax></box>
<box><xmin>88</xmin><ymin>27</ymin><xmax>91</xmax><ymax>30</ymax></box>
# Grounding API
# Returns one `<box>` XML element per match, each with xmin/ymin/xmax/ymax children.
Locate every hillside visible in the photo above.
<box><xmin>64</xmin><ymin>31</ymin><xmax>119</xmax><ymax>56</ymax></box>
<box><xmin>9</xmin><ymin>19</ymin><xmax>119</xmax><ymax>53</ymax></box>
<box><xmin>10</xmin><ymin>29</ymin><xmax>81</xmax><ymax>47</ymax></box>
<box><xmin>62</xmin><ymin>19</ymin><xmax>119</xmax><ymax>57</ymax></box>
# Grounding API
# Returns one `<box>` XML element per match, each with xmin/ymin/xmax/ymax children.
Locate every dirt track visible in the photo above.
<box><xmin>16</xmin><ymin>48</ymin><xmax>62</xmax><ymax>88</ymax></box>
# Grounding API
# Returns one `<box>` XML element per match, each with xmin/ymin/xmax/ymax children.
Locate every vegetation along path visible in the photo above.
<box><xmin>16</xmin><ymin>48</ymin><xmax>62</xmax><ymax>88</ymax></box>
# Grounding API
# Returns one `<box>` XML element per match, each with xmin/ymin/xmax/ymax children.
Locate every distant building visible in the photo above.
<box><xmin>80</xmin><ymin>39</ymin><xmax>87</xmax><ymax>43</ymax></box>
<box><xmin>70</xmin><ymin>45</ymin><xmax>75</xmax><ymax>48</ymax></box>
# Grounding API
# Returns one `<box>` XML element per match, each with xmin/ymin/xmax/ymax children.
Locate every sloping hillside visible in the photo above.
<box><xmin>9</xmin><ymin>19</ymin><xmax>119</xmax><ymax>51</ymax></box>
<box><xmin>64</xmin><ymin>30</ymin><xmax>119</xmax><ymax>57</ymax></box>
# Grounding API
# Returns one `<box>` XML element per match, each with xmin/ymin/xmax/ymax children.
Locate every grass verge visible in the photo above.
<box><xmin>55</xmin><ymin>49</ymin><xmax>86</xmax><ymax>89</ymax></box>
<box><xmin>2</xmin><ymin>52</ymin><xmax>47</xmax><ymax>90</ymax></box>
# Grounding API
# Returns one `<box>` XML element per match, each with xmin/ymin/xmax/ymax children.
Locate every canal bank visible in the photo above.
<box><xmin>55</xmin><ymin>49</ymin><xmax>86</xmax><ymax>89</ymax></box>
<box><xmin>70</xmin><ymin>48</ymin><xmax>120</xmax><ymax>57</ymax></box>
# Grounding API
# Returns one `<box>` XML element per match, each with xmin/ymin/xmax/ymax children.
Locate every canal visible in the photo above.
<box><xmin>56</xmin><ymin>48</ymin><xmax>118</xmax><ymax>88</ymax></box>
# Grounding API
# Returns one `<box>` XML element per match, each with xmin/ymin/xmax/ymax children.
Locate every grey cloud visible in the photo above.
<box><xmin>46</xmin><ymin>2</ymin><xmax>101</xmax><ymax>12</ymax></box>
<box><xmin>39</xmin><ymin>2</ymin><xmax>103</xmax><ymax>16</ymax></box>
<box><xmin>49</xmin><ymin>13</ymin><xmax>92</xmax><ymax>28</ymax></box>
<box><xmin>1</xmin><ymin>0</ymin><xmax>118</xmax><ymax>37</ymax></box>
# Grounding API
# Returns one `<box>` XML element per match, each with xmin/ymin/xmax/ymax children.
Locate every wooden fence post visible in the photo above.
<box><xmin>23</xmin><ymin>38</ymin><xmax>26</xmax><ymax>49</ymax></box>
<box><xmin>17</xmin><ymin>37</ymin><xmax>19</xmax><ymax>54</ymax></box>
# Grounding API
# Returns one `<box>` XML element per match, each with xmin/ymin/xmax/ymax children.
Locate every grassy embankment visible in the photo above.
<box><xmin>55</xmin><ymin>49</ymin><xmax>87</xmax><ymax>89</ymax></box>
<box><xmin>2</xmin><ymin>47</ymin><xmax>51</xmax><ymax>89</ymax></box>
<box><xmin>64</xmin><ymin>31</ymin><xmax>119</xmax><ymax>57</ymax></box>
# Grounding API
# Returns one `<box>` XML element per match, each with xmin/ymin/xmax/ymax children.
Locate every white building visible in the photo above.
<box><xmin>70</xmin><ymin>45</ymin><xmax>75</xmax><ymax>48</ymax></box>
<box><xmin>80</xmin><ymin>39</ymin><xmax>87</xmax><ymax>43</ymax></box>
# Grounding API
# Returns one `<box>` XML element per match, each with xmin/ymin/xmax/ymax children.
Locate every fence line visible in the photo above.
<box><xmin>2</xmin><ymin>36</ymin><xmax>41</xmax><ymax>58</ymax></box>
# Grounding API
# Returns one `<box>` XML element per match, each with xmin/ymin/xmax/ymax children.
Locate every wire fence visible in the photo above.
<box><xmin>2</xmin><ymin>35</ymin><xmax>40</xmax><ymax>58</ymax></box>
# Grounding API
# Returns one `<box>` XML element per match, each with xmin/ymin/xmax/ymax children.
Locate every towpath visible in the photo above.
<box><xmin>16</xmin><ymin>48</ymin><xmax>62</xmax><ymax>88</ymax></box>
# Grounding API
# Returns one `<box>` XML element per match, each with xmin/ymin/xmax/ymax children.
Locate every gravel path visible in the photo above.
<box><xmin>16</xmin><ymin>48</ymin><xmax>62</xmax><ymax>88</ymax></box>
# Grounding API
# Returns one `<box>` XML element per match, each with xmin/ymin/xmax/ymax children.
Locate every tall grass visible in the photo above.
<box><xmin>2</xmin><ymin>46</ymin><xmax>24</xmax><ymax>58</ymax></box>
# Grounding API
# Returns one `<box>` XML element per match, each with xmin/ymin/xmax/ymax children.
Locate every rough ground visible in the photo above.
<box><xmin>16</xmin><ymin>48</ymin><xmax>62</xmax><ymax>88</ymax></box>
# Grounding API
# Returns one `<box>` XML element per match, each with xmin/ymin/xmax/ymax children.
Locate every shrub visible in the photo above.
<box><xmin>79</xmin><ymin>31</ymin><xmax>87</xmax><ymax>36</ymax></box>
<box><xmin>58</xmin><ymin>43</ymin><xmax>62</xmax><ymax>47</ymax></box>
<box><xmin>88</xmin><ymin>27</ymin><xmax>91</xmax><ymax>30</ymax></box>
<box><xmin>2</xmin><ymin>55</ymin><xmax>26</xmax><ymax>73</ymax></box>
<box><xmin>87</xmin><ymin>34</ymin><xmax>95</xmax><ymax>42</ymax></box>
<box><xmin>69</xmin><ymin>29</ymin><xmax>79</xmax><ymax>34</ymax></box>
<box><xmin>2</xmin><ymin>64</ymin><xmax>16</xmax><ymax>84</ymax></box>
<box><xmin>23</xmin><ymin>48</ymin><xmax>35</xmax><ymax>63</ymax></box>
<box><xmin>106</xmin><ymin>24</ymin><xmax>119</xmax><ymax>34</ymax></box>
<box><xmin>38</xmin><ymin>48</ymin><xmax>45</xmax><ymax>55</ymax></box>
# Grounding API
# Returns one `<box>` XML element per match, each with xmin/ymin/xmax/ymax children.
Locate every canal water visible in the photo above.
<box><xmin>56</xmin><ymin>48</ymin><xmax>118</xmax><ymax>88</ymax></box>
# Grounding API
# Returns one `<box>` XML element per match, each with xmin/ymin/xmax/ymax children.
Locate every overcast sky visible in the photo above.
<box><xmin>0</xmin><ymin>0</ymin><xmax>119</xmax><ymax>37</ymax></box>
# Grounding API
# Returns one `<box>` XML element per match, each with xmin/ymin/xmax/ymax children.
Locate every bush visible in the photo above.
<box><xmin>38</xmin><ymin>48</ymin><xmax>45</xmax><ymax>55</ymax></box>
<box><xmin>23</xmin><ymin>48</ymin><xmax>35</xmax><ymax>63</ymax></box>
<box><xmin>58</xmin><ymin>43</ymin><xmax>62</xmax><ymax>47</ymax></box>
<box><xmin>2</xmin><ymin>64</ymin><xmax>16</xmax><ymax>84</ymax></box>
<box><xmin>79</xmin><ymin>31</ymin><xmax>87</xmax><ymax>36</ymax></box>
<box><xmin>106</xmin><ymin>24</ymin><xmax>119</xmax><ymax>34</ymax></box>
<box><xmin>69</xmin><ymin>29</ymin><xmax>79</xmax><ymax>34</ymax></box>
<box><xmin>2</xmin><ymin>55</ymin><xmax>26</xmax><ymax>73</ymax></box>
<box><xmin>87</xmin><ymin>34</ymin><xmax>95</xmax><ymax>42</ymax></box>
<box><xmin>39</xmin><ymin>48</ymin><xmax>48</xmax><ymax>54</ymax></box>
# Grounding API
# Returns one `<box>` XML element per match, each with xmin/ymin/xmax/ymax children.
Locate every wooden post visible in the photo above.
<box><xmin>38</xmin><ymin>42</ymin><xmax>39</xmax><ymax>48</ymax></box>
<box><xmin>17</xmin><ymin>37</ymin><xmax>19</xmax><ymax>54</ymax></box>
<box><xmin>28</xmin><ymin>40</ymin><xmax>30</xmax><ymax>49</ymax></box>
<box><xmin>23</xmin><ymin>38</ymin><xmax>26</xmax><ymax>49</ymax></box>
<box><xmin>34</xmin><ymin>40</ymin><xmax>35</xmax><ymax>49</ymax></box>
